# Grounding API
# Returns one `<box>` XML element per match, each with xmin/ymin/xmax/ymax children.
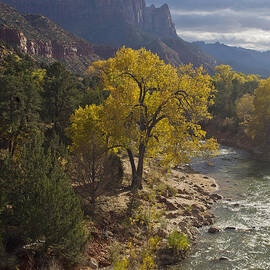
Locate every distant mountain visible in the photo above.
<box><xmin>0</xmin><ymin>2</ymin><xmax>101</xmax><ymax>73</ymax></box>
<box><xmin>1</xmin><ymin>0</ymin><xmax>216</xmax><ymax>72</ymax></box>
<box><xmin>194</xmin><ymin>41</ymin><xmax>270</xmax><ymax>77</ymax></box>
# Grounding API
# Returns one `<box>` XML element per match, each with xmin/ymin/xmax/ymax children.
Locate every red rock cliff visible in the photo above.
<box><xmin>0</xmin><ymin>24</ymin><xmax>94</xmax><ymax>60</ymax></box>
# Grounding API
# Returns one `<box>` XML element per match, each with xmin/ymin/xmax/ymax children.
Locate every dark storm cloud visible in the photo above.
<box><xmin>146</xmin><ymin>0</ymin><xmax>270</xmax><ymax>50</ymax></box>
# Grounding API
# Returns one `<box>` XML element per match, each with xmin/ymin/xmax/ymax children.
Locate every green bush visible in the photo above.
<box><xmin>0</xmin><ymin>136</ymin><xmax>88</xmax><ymax>265</ymax></box>
<box><xmin>168</xmin><ymin>230</ymin><xmax>190</xmax><ymax>253</ymax></box>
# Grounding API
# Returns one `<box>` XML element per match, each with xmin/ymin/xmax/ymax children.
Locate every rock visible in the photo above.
<box><xmin>177</xmin><ymin>189</ymin><xmax>186</xmax><ymax>194</ymax></box>
<box><xmin>224</xmin><ymin>226</ymin><xmax>236</xmax><ymax>231</ymax></box>
<box><xmin>178</xmin><ymin>221</ymin><xmax>187</xmax><ymax>231</ymax></box>
<box><xmin>219</xmin><ymin>256</ymin><xmax>229</xmax><ymax>261</ymax></box>
<box><xmin>183</xmin><ymin>210</ymin><xmax>192</xmax><ymax>216</ymax></box>
<box><xmin>166</xmin><ymin>212</ymin><xmax>178</xmax><ymax>219</ymax></box>
<box><xmin>191</xmin><ymin>204</ymin><xmax>206</xmax><ymax>212</ymax></box>
<box><xmin>104</xmin><ymin>231</ymin><xmax>113</xmax><ymax>238</ymax></box>
<box><xmin>203</xmin><ymin>216</ymin><xmax>213</xmax><ymax>226</ymax></box>
<box><xmin>208</xmin><ymin>226</ymin><xmax>220</xmax><ymax>233</ymax></box>
<box><xmin>165</xmin><ymin>200</ymin><xmax>178</xmax><ymax>211</ymax></box>
<box><xmin>157</xmin><ymin>195</ymin><xmax>167</xmax><ymax>203</ymax></box>
<box><xmin>232</xmin><ymin>203</ymin><xmax>240</xmax><ymax>207</ymax></box>
<box><xmin>192</xmin><ymin>220</ymin><xmax>201</xmax><ymax>228</ymax></box>
<box><xmin>6</xmin><ymin>0</ymin><xmax>178</xmax><ymax>41</ymax></box>
<box><xmin>210</xmin><ymin>194</ymin><xmax>223</xmax><ymax>201</ymax></box>
<box><xmin>0</xmin><ymin>11</ymin><xmax>97</xmax><ymax>74</ymax></box>
<box><xmin>157</xmin><ymin>252</ymin><xmax>179</xmax><ymax>266</ymax></box>
<box><xmin>156</xmin><ymin>228</ymin><xmax>167</xmax><ymax>238</ymax></box>
<box><xmin>211</xmin><ymin>183</ymin><xmax>217</xmax><ymax>187</ymax></box>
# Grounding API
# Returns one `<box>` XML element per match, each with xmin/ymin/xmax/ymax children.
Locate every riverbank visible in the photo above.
<box><xmin>81</xmin><ymin>158</ymin><xmax>221</xmax><ymax>269</ymax></box>
<box><xmin>205</xmin><ymin>120</ymin><xmax>270</xmax><ymax>161</ymax></box>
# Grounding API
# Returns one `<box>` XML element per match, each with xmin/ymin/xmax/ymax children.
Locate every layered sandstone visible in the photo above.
<box><xmin>0</xmin><ymin>2</ymin><xmax>100</xmax><ymax>73</ymax></box>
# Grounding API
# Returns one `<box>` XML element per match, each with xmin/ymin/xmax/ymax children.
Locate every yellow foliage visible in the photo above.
<box><xmin>248</xmin><ymin>78</ymin><xmax>270</xmax><ymax>144</ymax></box>
<box><xmin>236</xmin><ymin>93</ymin><xmax>255</xmax><ymax>124</ymax></box>
<box><xmin>32</xmin><ymin>68</ymin><xmax>46</xmax><ymax>84</ymax></box>
<box><xmin>113</xmin><ymin>256</ymin><xmax>129</xmax><ymax>270</ymax></box>
<box><xmin>141</xmin><ymin>251</ymin><xmax>155</xmax><ymax>270</ymax></box>
<box><xmin>66</xmin><ymin>104</ymin><xmax>107</xmax><ymax>153</ymax></box>
<box><xmin>83</xmin><ymin>47</ymin><xmax>218</xmax><ymax>166</ymax></box>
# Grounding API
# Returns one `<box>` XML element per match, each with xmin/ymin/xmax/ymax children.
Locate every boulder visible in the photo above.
<box><xmin>208</xmin><ymin>226</ymin><xmax>220</xmax><ymax>233</ymax></box>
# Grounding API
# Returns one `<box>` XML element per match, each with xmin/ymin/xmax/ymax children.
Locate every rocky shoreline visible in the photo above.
<box><xmin>83</xmin><ymin>160</ymin><xmax>222</xmax><ymax>270</ymax></box>
<box><xmin>154</xmin><ymin>165</ymin><xmax>222</xmax><ymax>267</ymax></box>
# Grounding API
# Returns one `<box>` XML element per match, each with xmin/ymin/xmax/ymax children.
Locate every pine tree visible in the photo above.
<box><xmin>0</xmin><ymin>54</ymin><xmax>42</xmax><ymax>155</ymax></box>
<box><xmin>41</xmin><ymin>62</ymin><xmax>80</xmax><ymax>143</ymax></box>
<box><xmin>0</xmin><ymin>135</ymin><xmax>88</xmax><ymax>264</ymax></box>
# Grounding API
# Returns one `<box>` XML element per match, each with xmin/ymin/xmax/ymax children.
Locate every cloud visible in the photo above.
<box><xmin>179</xmin><ymin>29</ymin><xmax>270</xmax><ymax>51</ymax></box>
<box><xmin>146</xmin><ymin>0</ymin><xmax>270</xmax><ymax>51</ymax></box>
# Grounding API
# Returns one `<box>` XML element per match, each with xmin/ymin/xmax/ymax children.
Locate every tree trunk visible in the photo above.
<box><xmin>131</xmin><ymin>144</ymin><xmax>145</xmax><ymax>190</ymax></box>
<box><xmin>127</xmin><ymin>148</ymin><xmax>136</xmax><ymax>179</ymax></box>
<box><xmin>9</xmin><ymin>138</ymin><xmax>16</xmax><ymax>156</ymax></box>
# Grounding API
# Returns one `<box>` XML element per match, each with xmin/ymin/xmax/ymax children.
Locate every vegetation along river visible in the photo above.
<box><xmin>173</xmin><ymin>146</ymin><xmax>270</xmax><ymax>270</ymax></box>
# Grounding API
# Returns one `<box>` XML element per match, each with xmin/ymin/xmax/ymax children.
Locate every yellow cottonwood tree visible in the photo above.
<box><xmin>236</xmin><ymin>93</ymin><xmax>255</xmax><ymax>125</ymax></box>
<box><xmin>248</xmin><ymin>78</ymin><xmax>270</xmax><ymax>147</ymax></box>
<box><xmin>69</xmin><ymin>47</ymin><xmax>218</xmax><ymax>189</ymax></box>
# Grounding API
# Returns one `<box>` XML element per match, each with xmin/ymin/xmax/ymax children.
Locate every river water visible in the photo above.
<box><xmin>172</xmin><ymin>146</ymin><xmax>270</xmax><ymax>270</ymax></box>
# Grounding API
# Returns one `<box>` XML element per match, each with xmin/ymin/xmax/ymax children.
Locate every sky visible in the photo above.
<box><xmin>146</xmin><ymin>0</ymin><xmax>270</xmax><ymax>51</ymax></box>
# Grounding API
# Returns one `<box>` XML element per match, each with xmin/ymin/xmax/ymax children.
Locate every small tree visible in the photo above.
<box><xmin>71</xmin><ymin>48</ymin><xmax>218</xmax><ymax>190</ymax></box>
<box><xmin>0</xmin><ymin>135</ymin><xmax>88</xmax><ymax>264</ymax></box>
<box><xmin>236</xmin><ymin>93</ymin><xmax>255</xmax><ymax>125</ymax></box>
<box><xmin>67</xmin><ymin>105</ymin><xmax>123</xmax><ymax>211</ymax></box>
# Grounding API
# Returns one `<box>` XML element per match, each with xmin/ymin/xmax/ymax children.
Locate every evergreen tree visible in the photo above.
<box><xmin>0</xmin><ymin>135</ymin><xmax>88</xmax><ymax>264</ymax></box>
<box><xmin>0</xmin><ymin>54</ymin><xmax>42</xmax><ymax>155</ymax></box>
<box><xmin>41</xmin><ymin>62</ymin><xmax>80</xmax><ymax>143</ymax></box>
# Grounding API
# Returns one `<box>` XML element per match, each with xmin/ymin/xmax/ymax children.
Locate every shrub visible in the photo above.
<box><xmin>155</xmin><ymin>182</ymin><xmax>177</xmax><ymax>197</ymax></box>
<box><xmin>112</xmin><ymin>238</ymin><xmax>159</xmax><ymax>270</ymax></box>
<box><xmin>113</xmin><ymin>256</ymin><xmax>128</xmax><ymax>270</ymax></box>
<box><xmin>69</xmin><ymin>150</ymin><xmax>123</xmax><ymax>211</ymax></box>
<box><xmin>168</xmin><ymin>230</ymin><xmax>190</xmax><ymax>253</ymax></box>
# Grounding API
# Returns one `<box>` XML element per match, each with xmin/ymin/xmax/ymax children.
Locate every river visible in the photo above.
<box><xmin>172</xmin><ymin>146</ymin><xmax>270</xmax><ymax>270</ymax></box>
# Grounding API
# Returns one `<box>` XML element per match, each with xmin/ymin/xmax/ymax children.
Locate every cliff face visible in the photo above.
<box><xmin>0</xmin><ymin>24</ymin><xmax>92</xmax><ymax>59</ymax></box>
<box><xmin>1</xmin><ymin>0</ymin><xmax>178</xmax><ymax>42</ymax></box>
<box><xmin>1</xmin><ymin>0</ymin><xmax>215</xmax><ymax>71</ymax></box>
<box><xmin>142</xmin><ymin>4</ymin><xmax>177</xmax><ymax>38</ymax></box>
<box><xmin>0</xmin><ymin>2</ymin><xmax>100</xmax><ymax>73</ymax></box>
